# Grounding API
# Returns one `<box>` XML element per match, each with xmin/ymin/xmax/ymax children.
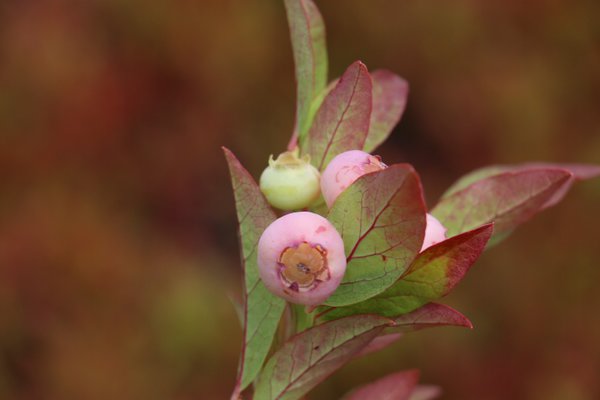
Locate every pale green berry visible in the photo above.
<box><xmin>259</xmin><ymin>149</ymin><xmax>321</xmax><ymax>210</ymax></box>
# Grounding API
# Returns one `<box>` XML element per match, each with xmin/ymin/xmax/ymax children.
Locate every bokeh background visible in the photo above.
<box><xmin>1</xmin><ymin>0</ymin><xmax>599</xmax><ymax>399</ymax></box>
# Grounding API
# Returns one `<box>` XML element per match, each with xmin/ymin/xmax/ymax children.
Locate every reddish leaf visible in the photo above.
<box><xmin>442</xmin><ymin>163</ymin><xmax>600</xmax><ymax>206</ymax></box>
<box><xmin>397</xmin><ymin>223</ymin><xmax>494</xmax><ymax>298</ymax></box>
<box><xmin>389</xmin><ymin>303</ymin><xmax>473</xmax><ymax>332</ymax></box>
<box><xmin>253</xmin><ymin>315</ymin><xmax>392</xmax><ymax>400</ymax></box>
<box><xmin>364</xmin><ymin>69</ymin><xmax>409</xmax><ymax>153</ymax></box>
<box><xmin>318</xmin><ymin>224</ymin><xmax>492</xmax><ymax>320</ymax></box>
<box><xmin>438</xmin><ymin>164</ymin><xmax>600</xmax><ymax>246</ymax></box>
<box><xmin>343</xmin><ymin>370</ymin><xmax>420</xmax><ymax>400</ymax></box>
<box><xmin>223</xmin><ymin>148</ymin><xmax>286</xmax><ymax>394</ymax></box>
<box><xmin>353</xmin><ymin>333</ymin><xmax>403</xmax><ymax>359</ymax></box>
<box><xmin>432</xmin><ymin>168</ymin><xmax>572</xmax><ymax>244</ymax></box>
<box><xmin>284</xmin><ymin>0</ymin><xmax>328</xmax><ymax>143</ymax></box>
<box><xmin>409</xmin><ymin>385</ymin><xmax>443</xmax><ymax>400</ymax></box>
<box><xmin>324</xmin><ymin>164</ymin><xmax>427</xmax><ymax>307</ymax></box>
<box><xmin>515</xmin><ymin>163</ymin><xmax>600</xmax><ymax>209</ymax></box>
<box><xmin>305</xmin><ymin>61</ymin><xmax>373</xmax><ymax>171</ymax></box>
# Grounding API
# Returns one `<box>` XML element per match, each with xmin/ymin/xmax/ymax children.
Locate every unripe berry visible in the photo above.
<box><xmin>259</xmin><ymin>149</ymin><xmax>321</xmax><ymax>210</ymax></box>
<box><xmin>257</xmin><ymin>212</ymin><xmax>346</xmax><ymax>306</ymax></box>
<box><xmin>421</xmin><ymin>213</ymin><xmax>447</xmax><ymax>251</ymax></box>
<box><xmin>320</xmin><ymin>150</ymin><xmax>387</xmax><ymax>208</ymax></box>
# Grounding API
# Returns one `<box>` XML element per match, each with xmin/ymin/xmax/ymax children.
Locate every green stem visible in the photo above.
<box><xmin>291</xmin><ymin>303</ymin><xmax>316</xmax><ymax>333</ymax></box>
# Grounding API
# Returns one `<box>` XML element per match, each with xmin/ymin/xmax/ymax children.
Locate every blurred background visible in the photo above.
<box><xmin>1</xmin><ymin>0</ymin><xmax>599</xmax><ymax>399</ymax></box>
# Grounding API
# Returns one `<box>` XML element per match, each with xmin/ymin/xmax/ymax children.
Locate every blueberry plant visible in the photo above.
<box><xmin>223</xmin><ymin>1</ymin><xmax>600</xmax><ymax>399</ymax></box>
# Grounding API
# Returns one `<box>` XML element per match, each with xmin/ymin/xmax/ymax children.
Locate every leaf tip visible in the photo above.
<box><xmin>222</xmin><ymin>146</ymin><xmax>234</xmax><ymax>159</ymax></box>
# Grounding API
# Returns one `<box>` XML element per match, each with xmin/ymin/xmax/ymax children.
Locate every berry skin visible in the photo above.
<box><xmin>257</xmin><ymin>212</ymin><xmax>346</xmax><ymax>306</ymax></box>
<box><xmin>421</xmin><ymin>213</ymin><xmax>447</xmax><ymax>251</ymax></box>
<box><xmin>320</xmin><ymin>150</ymin><xmax>387</xmax><ymax>208</ymax></box>
<box><xmin>259</xmin><ymin>149</ymin><xmax>321</xmax><ymax>210</ymax></box>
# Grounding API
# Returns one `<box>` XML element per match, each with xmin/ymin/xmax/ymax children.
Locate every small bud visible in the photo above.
<box><xmin>320</xmin><ymin>150</ymin><xmax>387</xmax><ymax>208</ymax></box>
<box><xmin>257</xmin><ymin>211</ymin><xmax>346</xmax><ymax>305</ymax></box>
<box><xmin>259</xmin><ymin>149</ymin><xmax>321</xmax><ymax>210</ymax></box>
<box><xmin>421</xmin><ymin>213</ymin><xmax>447</xmax><ymax>251</ymax></box>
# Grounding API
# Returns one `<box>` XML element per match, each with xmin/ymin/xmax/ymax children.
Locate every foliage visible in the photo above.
<box><xmin>224</xmin><ymin>1</ymin><xmax>600</xmax><ymax>399</ymax></box>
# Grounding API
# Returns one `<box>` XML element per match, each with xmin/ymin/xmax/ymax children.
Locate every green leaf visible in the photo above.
<box><xmin>432</xmin><ymin>168</ymin><xmax>572</xmax><ymax>246</ymax></box>
<box><xmin>223</xmin><ymin>148</ymin><xmax>286</xmax><ymax>394</ymax></box>
<box><xmin>305</xmin><ymin>61</ymin><xmax>373</xmax><ymax>171</ymax></box>
<box><xmin>363</xmin><ymin>69</ymin><xmax>409</xmax><ymax>153</ymax></box>
<box><xmin>254</xmin><ymin>315</ymin><xmax>392</xmax><ymax>400</ymax></box>
<box><xmin>324</xmin><ymin>164</ymin><xmax>426</xmax><ymax>307</ymax></box>
<box><xmin>342</xmin><ymin>370</ymin><xmax>420</xmax><ymax>400</ymax></box>
<box><xmin>319</xmin><ymin>224</ymin><xmax>492</xmax><ymax>320</ymax></box>
<box><xmin>284</xmin><ymin>0</ymin><xmax>328</xmax><ymax>141</ymax></box>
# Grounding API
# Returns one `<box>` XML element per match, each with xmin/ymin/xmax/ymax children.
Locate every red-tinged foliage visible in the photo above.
<box><xmin>404</xmin><ymin>223</ymin><xmax>494</xmax><ymax>297</ymax></box>
<box><xmin>353</xmin><ymin>333</ymin><xmax>403</xmax><ymax>359</ymax></box>
<box><xmin>2</xmin><ymin>1</ymin><xmax>599</xmax><ymax>399</ymax></box>
<box><xmin>325</xmin><ymin>164</ymin><xmax>427</xmax><ymax>307</ymax></box>
<box><xmin>284</xmin><ymin>0</ymin><xmax>328</xmax><ymax>142</ymax></box>
<box><xmin>305</xmin><ymin>61</ymin><xmax>373</xmax><ymax>171</ymax></box>
<box><xmin>254</xmin><ymin>315</ymin><xmax>393</xmax><ymax>400</ymax></box>
<box><xmin>432</xmin><ymin>169</ymin><xmax>572</xmax><ymax>244</ymax></box>
<box><xmin>390</xmin><ymin>303</ymin><xmax>473</xmax><ymax>332</ymax></box>
<box><xmin>343</xmin><ymin>370</ymin><xmax>420</xmax><ymax>400</ymax></box>
<box><xmin>223</xmin><ymin>148</ymin><xmax>286</xmax><ymax>394</ymax></box>
<box><xmin>441</xmin><ymin>163</ymin><xmax>600</xmax><ymax>211</ymax></box>
<box><xmin>364</xmin><ymin>69</ymin><xmax>409</xmax><ymax>153</ymax></box>
<box><xmin>318</xmin><ymin>225</ymin><xmax>492</xmax><ymax>321</ymax></box>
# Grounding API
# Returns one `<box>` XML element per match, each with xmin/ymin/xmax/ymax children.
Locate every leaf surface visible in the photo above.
<box><xmin>223</xmin><ymin>148</ymin><xmax>286</xmax><ymax>394</ymax></box>
<box><xmin>364</xmin><ymin>70</ymin><xmax>408</xmax><ymax>153</ymax></box>
<box><xmin>254</xmin><ymin>315</ymin><xmax>392</xmax><ymax>400</ymax></box>
<box><xmin>305</xmin><ymin>61</ymin><xmax>373</xmax><ymax>170</ymax></box>
<box><xmin>408</xmin><ymin>385</ymin><xmax>443</xmax><ymax>400</ymax></box>
<box><xmin>432</xmin><ymin>168</ymin><xmax>572</xmax><ymax>245</ymax></box>
<box><xmin>442</xmin><ymin>163</ymin><xmax>600</xmax><ymax>202</ymax></box>
<box><xmin>319</xmin><ymin>224</ymin><xmax>492</xmax><ymax>320</ymax></box>
<box><xmin>324</xmin><ymin>164</ymin><xmax>426</xmax><ymax>307</ymax></box>
<box><xmin>284</xmin><ymin>0</ymin><xmax>328</xmax><ymax>140</ymax></box>
<box><xmin>388</xmin><ymin>303</ymin><xmax>473</xmax><ymax>332</ymax></box>
<box><xmin>353</xmin><ymin>333</ymin><xmax>403</xmax><ymax>359</ymax></box>
<box><xmin>343</xmin><ymin>370</ymin><xmax>420</xmax><ymax>400</ymax></box>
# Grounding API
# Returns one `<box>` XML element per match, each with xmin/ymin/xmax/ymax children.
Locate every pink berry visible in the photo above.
<box><xmin>257</xmin><ymin>212</ymin><xmax>347</xmax><ymax>306</ymax></box>
<box><xmin>320</xmin><ymin>150</ymin><xmax>387</xmax><ymax>208</ymax></box>
<box><xmin>421</xmin><ymin>213</ymin><xmax>447</xmax><ymax>251</ymax></box>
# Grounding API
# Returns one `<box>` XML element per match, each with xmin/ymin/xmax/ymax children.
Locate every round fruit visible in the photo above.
<box><xmin>259</xmin><ymin>149</ymin><xmax>321</xmax><ymax>210</ymax></box>
<box><xmin>320</xmin><ymin>150</ymin><xmax>387</xmax><ymax>208</ymax></box>
<box><xmin>257</xmin><ymin>212</ymin><xmax>346</xmax><ymax>305</ymax></box>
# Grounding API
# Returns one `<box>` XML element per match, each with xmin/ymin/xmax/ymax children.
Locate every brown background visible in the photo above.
<box><xmin>1</xmin><ymin>0</ymin><xmax>599</xmax><ymax>399</ymax></box>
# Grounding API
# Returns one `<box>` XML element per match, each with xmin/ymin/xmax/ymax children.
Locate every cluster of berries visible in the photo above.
<box><xmin>257</xmin><ymin>149</ymin><xmax>446</xmax><ymax>306</ymax></box>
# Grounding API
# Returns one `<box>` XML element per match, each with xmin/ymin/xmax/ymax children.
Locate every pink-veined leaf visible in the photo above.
<box><xmin>318</xmin><ymin>224</ymin><xmax>492</xmax><ymax>321</ymax></box>
<box><xmin>342</xmin><ymin>370</ymin><xmax>420</xmax><ymax>400</ymax></box>
<box><xmin>323</xmin><ymin>164</ymin><xmax>427</xmax><ymax>307</ymax></box>
<box><xmin>304</xmin><ymin>60</ymin><xmax>373</xmax><ymax>171</ymax></box>
<box><xmin>223</xmin><ymin>148</ymin><xmax>286</xmax><ymax>396</ymax></box>
<box><xmin>364</xmin><ymin>69</ymin><xmax>409</xmax><ymax>153</ymax></box>
<box><xmin>253</xmin><ymin>315</ymin><xmax>393</xmax><ymax>400</ymax></box>
<box><xmin>284</xmin><ymin>0</ymin><xmax>328</xmax><ymax>145</ymax></box>
<box><xmin>432</xmin><ymin>168</ymin><xmax>572</xmax><ymax>246</ymax></box>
